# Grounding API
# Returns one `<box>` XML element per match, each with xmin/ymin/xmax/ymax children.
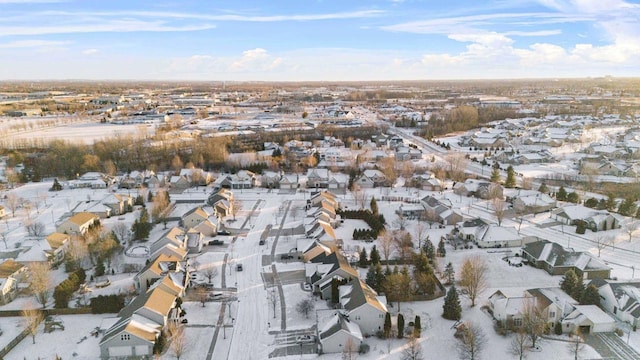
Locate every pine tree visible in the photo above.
<box><xmin>505</xmin><ymin>166</ymin><xmax>516</xmax><ymax>188</ymax></box>
<box><xmin>365</xmin><ymin>263</ymin><xmax>382</xmax><ymax>292</ymax></box>
<box><xmin>437</xmin><ymin>238</ymin><xmax>446</xmax><ymax>257</ymax></box>
<box><xmin>443</xmin><ymin>286</ymin><xmax>462</xmax><ymax>320</ymax></box>
<box><xmin>359</xmin><ymin>248</ymin><xmax>369</xmax><ymax>267</ymax></box>
<box><xmin>397</xmin><ymin>313</ymin><xmax>405</xmax><ymax>338</ymax></box>
<box><xmin>618</xmin><ymin>197</ymin><xmax>637</xmax><ymax>217</ymax></box>
<box><xmin>567</xmin><ymin>192</ymin><xmax>580</xmax><ymax>204</ymax></box>
<box><xmin>50</xmin><ymin>178</ymin><xmax>63</xmax><ymax>191</ymax></box>
<box><xmin>331</xmin><ymin>278</ymin><xmax>339</xmax><ymax>304</ymax></box>
<box><xmin>370</xmin><ymin>245</ymin><xmax>381</xmax><ymax>265</ymax></box>
<box><xmin>538</xmin><ymin>182</ymin><xmax>549</xmax><ymax>194</ymax></box>
<box><xmin>384</xmin><ymin>312</ymin><xmax>392</xmax><ymax>338</ymax></box>
<box><xmin>580</xmin><ymin>284</ymin><xmax>600</xmax><ymax>305</ymax></box>
<box><xmin>490</xmin><ymin>167</ymin><xmax>501</xmax><ymax>184</ymax></box>
<box><xmin>422</xmin><ymin>241</ymin><xmax>436</xmax><ymax>262</ymax></box>
<box><xmin>413</xmin><ymin>251</ymin><xmax>433</xmax><ymax>275</ymax></box>
<box><xmin>560</xmin><ymin>269</ymin><xmax>584</xmax><ymax>300</ymax></box>
<box><xmin>414</xmin><ymin>315</ymin><xmax>421</xmax><ymax>337</ymax></box>
<box><xmin>557</xmin><ymin>186</ymin><xmax>568</xmax><ymax>201</ymax></box>
<box><xmin>444</xmin><ymin>262</ymin><xmax>455</xmax><ymax>285</ymax></box>
<box><xmin>370</xmin><ymin>197</ymin><xmax>379</xmax><ymax>216</ymax></box>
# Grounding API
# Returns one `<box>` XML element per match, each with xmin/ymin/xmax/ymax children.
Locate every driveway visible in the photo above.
<box><xmin>585</xmin><ymin>332</ymin><xmax>640</xmax><ymax>360</ymax></box>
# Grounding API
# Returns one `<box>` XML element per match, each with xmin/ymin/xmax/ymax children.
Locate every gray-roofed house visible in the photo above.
<box><xmin>522</xmin><ymin>240</ymin><xmax>611</xmax><ymax>279</ymax></box>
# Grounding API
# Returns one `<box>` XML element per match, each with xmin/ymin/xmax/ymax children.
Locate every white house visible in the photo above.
<box><xmin>318</xmin><ymin>313</ymin><xmax>363</xmax><ymax>354</ymax></box>
<box><xmin>591</xmin><ymin>279</ymin><xmax>640</xmax><ymax>327</ymax></box>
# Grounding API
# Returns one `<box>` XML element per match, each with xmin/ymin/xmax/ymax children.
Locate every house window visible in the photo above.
<box><xmin>513</xmin><ymin>318</ymin><xmax>523</xmax><ymax>327</ymax></box>
<box><xmin>549</xmin><ymin>311</ymin><xmax>556</xmax><ymax>319</ymax></box>
<box><xmin>379</xmin><ymin>314</ymin><xmax>384</xmax><ymax>318</ymax></box>
<box><xmin>120</xmin><ymin>334</ymin><xmax>131</xmax><ymax>341</ymax></box>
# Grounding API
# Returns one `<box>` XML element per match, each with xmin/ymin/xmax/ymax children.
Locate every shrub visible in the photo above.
<box><xmin>90</xmin><ymin>294</ymin><xmax>126</xmax><ymax>314</ymax></box>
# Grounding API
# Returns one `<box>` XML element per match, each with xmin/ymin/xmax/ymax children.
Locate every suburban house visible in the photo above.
<box><xmin>354</xmin><ymin>170</ymin><xmax>387</xmax><ymax>188</ymax></box>
<box><xmin>44</xmin><ymin>232</ymin><xmax>70</xmax><ymax>266</ymax></box>
<box><xmin>181</xmin><ymin>207</ymin><xmax>217</xmax><ymax>236</ymax></box>
<box><xmin>307</xmin><ymin>168</ymin><xmax>330</xmax><ymax>188</ymax></box>
<box><xmin>552</xmin><ymin>205</ymin><xmax>621</xmax><ymax>232</ymax></box>
<box><xmin>420</xmin><ymin>195</ymin><xmax>463</xmax><ymax>225</ymax></box>
<box><xmin>208</xmin><ymin>189</ymin><xmax>234</xmax><ymax>218</ymax></box>
<box><xmin>261</xmin><ymin>171</ymin><xmax>282</xmax><ymax>189</ymax></box>
<box><xmin>99</xmin><ymin>282</ymin><xmax>182</xmax><ymax>358</ymax></box>
<box><xmin>0</xmin><ymin>259</ymin><xmax>26</xmax><ymax>305</ymax></box>
<box><xmin>306</xmin><ymin>251</ymin><xmax>359</xmax><ymax>299</ymax></box>
<box><xmin>184</xmin><ymin>228</ymin><xmax>204</xmax><ymax>254</ymax></box>
<box><xmin>489</xmin><ymin>287</ymin><xmax>616</xmax><ymax>334</ymax></box>
<box><xmin>134</xmin><ymin>253</ymin><xmax>187</xmax><ymax>293</ymax></box>
<box><xmin>179</xmin><ymin>168</ymin><xmax>212</xmax><ymax>186</ymax></box>
<box><xmin>471</xmin><ymin>225</ymin><xmax>523</xmax><ymax>248</ymax></box>
<box><xmin>169</xmin><ymin>175</ymin><xmax>191</xmax><ymax>190</ymax></box>
<box><xmin>56</xmin><ymin>212</ymin><xmax>100</xmax><ymax>235</ymax></box>
<box><xmin>522</xmin><ymin>240</ymin><xmax>611</xmax><ymax>279</ymax></box>
<box><xmin>102</xmin><ymin>194</ymin><xmax>134</xmax><ymax>216</ymax></box>
<box><xmin>453</xmin><ymin>179</ymin><xmax>504</xmax><ymax>200</ymax></box>
<box><xmin>338</xmin><ymin>279</ymin><xmax>388</xmax><ymax>336</ymax></box>
<box><xmin>213</xmin><ymin>170</ymin><xmax>256</xmax><ymax>189</ymax></box>
<box><xmin>409</xmin><ymin>174</ymin><xmax>444</xmax><ymax>191</ymax></box>
<box><xmin>590</xmin><ymin>279</ymin><xmax>640</xmax><ymax>327</ymax></box>
<box><xmin>318</xmin><ymin>312</ymin><xmax>363</xmax><ymax>354</ymax></box>
<box><xmin>279</xmin><ymin>174</ymin><xmax>300</xmax><ymax>191</ymax></box>
<box><xmin>149</xmin><ymin>227</ymin><xmax>186</xmax><ymax>259</ymax></box>
<box><xmin>508</xmin><ymin>190</ymin><xmax>556</xmax><ymax>214</ymax></box>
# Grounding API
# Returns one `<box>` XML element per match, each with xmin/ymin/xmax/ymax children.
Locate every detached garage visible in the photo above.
<box><xmin>563</xmin><ymin>305</ymin><xmax>617</xmax><ymax>334</ymax></box>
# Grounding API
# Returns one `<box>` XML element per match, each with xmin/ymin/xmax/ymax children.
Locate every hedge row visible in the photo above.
<box><xmin>90</xmin><ymin>294</ymin><xmax>126</xmax><ymax>314</ymax></box>
<box><xmin>338</xmin><ymin>209</ymin><xmax>385</xmax><ymax>238</ymax></box>
<box><xmin>53</xmin><ymin>268</ymin><xmax>86</xmax><ymax>309</ymax></box>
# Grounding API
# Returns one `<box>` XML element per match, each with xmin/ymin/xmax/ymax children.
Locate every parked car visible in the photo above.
<box><xmin>296</xmin><ymin>335</ymin><xmax>315</xmax><ymax>344</ymax></box>
<box><xmin>236</xmin><ymin>263</ymin><xmax>243</xmax><ymax>271</ymax></box>
<box><xmin>208</xmin><ymin>239</ymin><xmax>224</xmax><ymax>246</ymax></box>
<box><xmin>280</xmin><ymin>254</ymin><xmax>294</xmax><ymax>260</ymax></box>
<box><xmin>259</xmin><ymin>239</ymin><xmax>265</xmax><ymax>245</ymax></box>
<box><xmin>217</xmin><ymin>230</ymin><xmax>231</xmax><ymax>235</ymax></box>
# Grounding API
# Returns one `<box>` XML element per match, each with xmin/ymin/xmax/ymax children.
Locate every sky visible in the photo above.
<box><xmin>0</xmin><ymin>0</ymin><xmax>638</xmax><ymax>81</ymax></box>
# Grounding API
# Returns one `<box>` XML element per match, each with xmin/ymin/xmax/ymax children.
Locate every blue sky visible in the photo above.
<box><xmin>0</xmin><ymin>0</ymin><xmax>638</xmax><ymax>80</ymax></box>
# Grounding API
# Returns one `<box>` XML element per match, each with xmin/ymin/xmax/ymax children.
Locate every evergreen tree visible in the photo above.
<box><xmin>538</xmin><ymin>182</ymin><xmax>549</xmax><ymax>194</ymax></box>
<box><xmin>560</xmin><ymin>269</ymin><xmax>584</xmax><ymax>300</ymax></box>
<box><xmin>358</xmin><ymin>248</ymin><xmax>369</xmax><ymax>267</ymax></box>
<box><xmin>422</xmin><ymin>241</ymin><xmax>436</xmax><ymax>262</ymax></box>
<box><xmin>413</xmin><ymin>251</ymin><xmax>433</xmax><ymax>275</ymax></box>
<box><xmin>384</xmin><ymin>312</ymin><xmax>392</xmax><ymax>338</ymax></box>
<box><xmin>605</xmin><ymin>194</ymin><xmax>617</xmax><ymax>211</ymax></box>
<box><xmin>443</xmin><ymin>262</ymin><xmax>455</xmax><ymax>285</ymax></box>
<box><xmin>490</xmin><ymin>167</ymin><xmax>501</xmax><ymax>184</ymax></box>
<box><xmin>567</xmin><ymin>192</ymin><xmax>580</xmax><ymax>204</ymax></box>
<box><xmin>397</xmin><ymin>313</ymin><xmax>405</xmax><ymax>338</ymax></box>
<box><xmin>557</xmin><ymin>186</ymin><xmax>567</xmax><ymax>201</ymax></box>
<box><xmin>618</xmin><ymin>197</ymin><xmax>637</xmax><ymax>216</ymax></box>
<box><xmin>370</xmin><ymin>197</ymin><xmax>379</xmax><ymax>216</ymax></box>
<box><xmin>365</xmin><ymin>263</ymin><xmax>384</xmax><ymax>292</ymax></box>
<box><xmin>437</xmin><ymin>238</ymin><xmax>446</xmax><ymax>257</ymax></box>
<box><xmin>95</xmin><ymin>260</ymin><xmax>105</xmax><ymax>277</ymax></box>
<box><xmin>414</xmin><ymin>315</ymin><xmax>421</xmax><ymax>337</ymax></box>
<box><xmin>331</xmin><ymin>278</ymin><xmax>339</xmax><ymax>304</ymax></box>
<box><xmin>505</xmin><ymin>165</ymin><xmax>516</xmax><ymax>188</ymax></box>
<box><xmin>370</xmin><ymin>245</ymin><xmax>381</xmax><ymax>265</ymax></box>
<box><xmin>580</xmin><ymin>284</ymin><xmax>600</xmax><ymax>305</ymax></box>
<box><xmin>442</xmin><ymin>286</ymin><xmax>462</xmax><ymax>320</ymax></box>
<box><xmin>50</xmin><ymin>178</ymin><xmax>63</xmax><ymax>191</ymax></box>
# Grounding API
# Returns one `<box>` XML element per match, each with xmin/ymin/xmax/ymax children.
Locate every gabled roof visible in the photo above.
<box><xmin>183</xmin><ymin>206</ymin><xmax>209</xmax><ymax>220</ymax></box>
<box><xmin>341</xmin><ymin>279</ymin><xmax>387</xmax><ymax>313</ymax></box>
<box><xmin>319</xmin><ymin>313</ymin><xmax>363</xmax><ymax>341</ymax></box>
<box><xmin>0</xmin><ymin>259</ymin><xmax>25</xmax><ymax>278</ymax></box>
<box><xmin>67</xmin><ymin>212</ymin><xmax>99</xmax><ymax>226</ymax></box>
<box><xmin>45</xmin><ymin>232</ymin><xmax>70</xmax><ymax>250</ymax></box>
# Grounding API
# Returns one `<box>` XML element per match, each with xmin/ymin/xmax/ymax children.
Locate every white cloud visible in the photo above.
<box><xmin>0</xmin><ymin>20</ymin><xmax>215</xmax><ymax>36</ymax></box>
<box><xmin>82</xmin><ymin>48</ymin><xmax>99</xmax><ymax>55</ymax></box>
<box><xmin>0</xmin><ymin>39</ymin><xmax>71</xmax><ymax>48</ymax></box>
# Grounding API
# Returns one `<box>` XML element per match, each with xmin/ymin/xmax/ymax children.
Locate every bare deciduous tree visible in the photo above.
<box><xmin>379</xmin><ymin>230</ymin><xmax>394</xmax><ymax>267</ymax></box>
<box><xmin>5</xmin><ymin>193</ymin><xmax>21</xmax><ymax>217</ymax></box>
<box><xmin>402</xmin><ymin>335</ymin><xmax>424</xmax><ymax>360</ymax></box>
<box><xmin>625</xmin><ymin>220</ymin><xmax>639</xmax><ymax>242</ymax></box>
<box><xmin>342</xmin><ymin>337</ymin><xmax>358</xmax><ymax>360</ymax></box>
<box><xmin>595</xmin><ymin>235</ymin><xmax>612</xmax><ymax>258</ymax></box>
<box><xmin>29</xmin><ymin>262</ymin><xmax>52</xmax><ymax>308</ymax></box>
<box><xmin>267</xmin><ymin>288</ymin><xmax>278</xmax><ymax>319</ymax></box>
<box><xmin>168</xmin><ymin>322</ymin><xmax>189</xmax><ymax>360</ymax></box>
<box><xmin>459</xmin><ymin>256</ymin><xmax>488</xmax><ymax>307</ymax></box>
<box><xmin>414</xmin><ymin>222</ymin><xmax>428</xmax><ymax>249</ymax></box>
<box><xmin>25</xmin><ymin>220</ymin><xmax>46</xmax><ymax>237</ymax></box>
<box><xmin>456</xmin><ymin>322</ymin><xmax>486</xmax><ymax>360</ymax></box>
<box><xmin>296</xmin><ymin>298</ymin><xmax>315</xmax><ymax>319</ymax></box>
<box><xmin>204</xmin><ymin>266</ymin><xmax>218</xmax><ymax>284</ymax></box>
<box><xmin>446</xmin><ymin>153</ymin><xmax>469</xmax><ymax>182</ymax></box>
<box><xmin>393</xmin><ymin>212</ymin><xmax>409</xmax><ymax>231</ymax></box>
<box><xmin>509</xmin><ymin>329</ymin><xmax>531</xmax><ymax>360</ymax></box>
<box><xmin>521</xmin><ymin>297</ymin><xmax>545</xmax><ymax>349</ymax></box>
<box><xmin>231</xmin><ymin>199</ymin><xmax>243</xmax><ymax>221</ymax></box>
<box><xmin>566</xmin><ymin>330</ymin><xmax>586</xmax><ymax>360</ymax></box>
<box><xmin>351</xmin><ymin>183</ymin><xmax>367</xmax><ymax>209</ymax></box>
<box><xmin>112</xmin><ymin>222</ymin><xmax>130</xmax><ymax>245</ymax></box>
<box><xmin>195</xmin><ymin>286</ymin><xmax>208</xmax><ymax>307</ymax></box>
<box><xmin>22</xmin><ymin>306</ymin><xmax>44</xmax><ymax>344</ymax></box>
<box><xmin>492</xmin><ymin>198</ymin><xmax>507</xmax><ymax>226</ymax></box>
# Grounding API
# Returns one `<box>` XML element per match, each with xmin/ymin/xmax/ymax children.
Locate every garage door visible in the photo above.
<box><xmin>109</xmin><ymin>346</ymin><xmax>132</xmax><ymax>357</ymax></box>
<box><xmin>135</xmin><ymin>345</ymin><xmax>151</xmax><ymax>356</ymax></box>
